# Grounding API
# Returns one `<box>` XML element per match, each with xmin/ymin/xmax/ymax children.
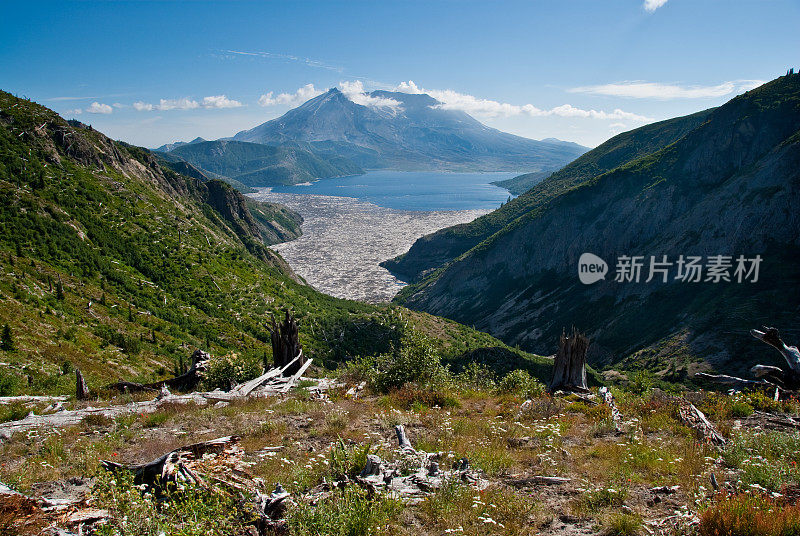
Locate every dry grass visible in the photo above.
<box><xmin>0</xmin><ymin>385</ymin><xmax>796</xmax><ymax>534</ymax></box>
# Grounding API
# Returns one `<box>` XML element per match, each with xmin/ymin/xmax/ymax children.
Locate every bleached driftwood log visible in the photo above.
<box><xmin>0</xmin><ymin>395</ymin><xmax>68</xmax><ymax>405</ymax></box>
<box><xmin>550</xmin><ymin>328</ymin><xmax>589</xmax><ymax>392</ymax></box>
<box><xmin>677</xmin><ymin>399</ymin><xmax>725</xmax><ymax>445</ymax></box>
<box><xmin>0</xmin><ymin>371</ymin><xmax>331</xmax><ymax>439</ymax></box>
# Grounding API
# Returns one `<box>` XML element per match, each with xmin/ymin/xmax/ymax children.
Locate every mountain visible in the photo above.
<box><xmin>382</xmin><ymin>107</ymin><xmax>714</xmax><ymax>283</ymax></box>
<box><xmin>0</xmin><ymin>90</ymin><xmax>547</xmax><ymax>395</ymax></box>
<box><xmin>491</xmin><ymin>170</ymin><xmax>552</xmax><ymax>196</ymax></box>
<box><xmin>232</xmin><ymin>88</ymin><xmax>587</xmax><ymax>171</ymax></box>
<box><xmin>154</xmin><ymin>136</ymin><xmax>206</xmax><ymax>153</ymax></box>
<box><xmin>162</xmin><ymin>140</ymin><xmax>364</xmax><ymax>187</ymax></box>
<box><xmin>393</xmin><ymin>74</ymin><xmax>800</xmax><ymax>376</ymax></box>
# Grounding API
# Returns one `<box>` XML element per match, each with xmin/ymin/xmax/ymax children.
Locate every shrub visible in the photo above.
<box><xmin>626</xmin><ymin>370</ymin><xmax>654</xmax><ymax>395</ymax></box>
<box><xmin>498</xmin><ymin>369</ymin><xmax>546</xmax><ymax>399</ymax></box>
<box><xmin>0</xmin><ymin>324</ymin><xmax>13</xmax><ymax>351</ymax></box>
<box><xmin>0</xmin><ymin>370</ymin><xmax>19</xmax><ymax>397</ymax></box>
<box><xmin>345</xmin><ymin>329</ymin><xmax>450</xmax><ymax>393</ymax></box>
<box><xmin>328</xmin><ymin>439</ymin><xmax>373</xmax><ymax>480</ymax></box>
<box><xmin>700</xmin><ymin>493</ymin><xmax>800</xmax><ymax>536</ymax></box>
<box><xmin>457</xmin><ymin>361</ymin><xmax>496</xmax><ymax>390</ymax></box>
<box><xmin>201</xmin><ymin>352</ymin><xmax>261</xmax><ymax>391</ymax></box>
<box><xmin>287</xmin><ymin>486</ymin><xmax>402</xmax><ymax>536</ymax></box>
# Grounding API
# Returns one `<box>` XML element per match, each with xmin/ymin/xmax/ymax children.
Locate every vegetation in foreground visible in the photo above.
<box><xmin>1</xmin><ymin>332</ymin><xmax>799</xmax><ymax>535</ymax></box>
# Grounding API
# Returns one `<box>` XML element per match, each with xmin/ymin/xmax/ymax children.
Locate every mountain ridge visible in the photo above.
<box><xmin>393</xmin><ymin>74</ymin><xmax>800</xmax><ymax>375</ymax></box>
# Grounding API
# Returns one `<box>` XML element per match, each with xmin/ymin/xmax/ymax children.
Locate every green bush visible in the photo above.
<box><xmin>345</xmin><ymin>330</ymin><xmax>450</xmax><ymax>393</ymax></box>
<box><xmin>497</xmin><ymin>369</ymin><xmax>546</xmax><ymax>398</ymax></box>
<box><xmin>626</xmin><ymin>370</ymin><xmax>654</xmax><ymax>395</ymax></box>
<box><xmin>458</xmin><ymin>361</ymin><xmax>496</xmax><ymax>390</ymax></box>
<box><xmin>202</xmin><ymin>352</ymin><xmax>261</xmax><ymax>391</ymax></box>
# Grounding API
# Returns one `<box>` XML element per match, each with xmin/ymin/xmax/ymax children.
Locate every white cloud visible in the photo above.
<box><xmin>570</xmin><ymin>80</ymin><xmax>764</xmax><ymax>100</ymax></box>
<box><xmin>258</xmin><ymin>84</ymin><xmax>323</xmax><ymax>107</ymax></box>
<box><xmin>155</xmin><ymin>97</ymin><xmax>200</xmax><ymax>111</ymax></box>
<box><xmin>133</xmin><ymin>95</ymin><xmax>242</xmax><ymax>111</ymax></box>
<box><xmin>64</xmin><ymin>108</ymin><xmax>82</xmax><ymax>116</ymax></box>
<box><xmin>201</xmin><ymin>95</ymin><xmax>243</xmax><ymax>109</ymax></box>
<box><xmin>395</xmin><ymin>81</ymin><xmax>652</xmax><ymax>122</ymax></box>
<box><xmin>339</xmin><ymin>80</ymin><xmax>401</xmax><ymax>109</ymax></box>
<box><xmin>643</xmin><ymin>0</ymin><xmax>668</xmax><ymax>12</ymax></box>
<box><xmin>86</xmin><ymin>102</ymin><xmax>113</xmax><ymax>114</ymax></box>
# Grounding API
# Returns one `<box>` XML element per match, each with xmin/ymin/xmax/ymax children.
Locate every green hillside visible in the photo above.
<box><xmin>166</xmin><ymin>140</ymin><xmax>364</xmax><ymax>187</ymax></box>
<box><xmin>0</xmin><ymin>91</ymin><xmax>548</xmax><ymax>396</ymax></box>
<box><xmin>382</xmin><ymin>108</ymin><xmax>714</xmax><ymax>282</ymax></box>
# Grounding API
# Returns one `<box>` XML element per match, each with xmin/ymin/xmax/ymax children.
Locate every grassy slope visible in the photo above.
<box><xmin>383</xmin><ymin>108</ymin><xmax>714</xmax><ymax>282</ymax></box>
<box><xmin>0</xmin><ymin>91</ymin><xmax>549</xmax><ymax>396</ymax></box>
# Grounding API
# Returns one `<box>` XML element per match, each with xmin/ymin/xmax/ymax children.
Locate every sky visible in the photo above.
<box><xmin>1</xmin><ymin>0</ymin><xmax>798</xmax><ymax>148</ymax></box>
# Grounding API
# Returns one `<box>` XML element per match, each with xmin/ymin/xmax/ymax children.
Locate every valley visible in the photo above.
<box><xmin>250</xmin><ymin>187</ymin><xmax>491</xmax><ymax>302</ymax></box>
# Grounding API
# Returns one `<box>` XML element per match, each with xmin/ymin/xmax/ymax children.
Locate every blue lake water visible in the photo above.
<box><xmin>270</xmin><ymin>170</ymin><xmax>516</xmax><ymax>211</ymax></box>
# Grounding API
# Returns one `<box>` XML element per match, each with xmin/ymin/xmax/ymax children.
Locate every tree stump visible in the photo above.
<box><xmin>550</xmin><ymin>328</ymin><xmax>589</xmax><ymax>392</ymax></box>
<box><xmin>75</xmin><ymin>369</ymin><xmax>89</xmax><ymax>400</ymax></box>
<box><xmin>270</xmin><ymin>311</ymin><xmax>304</xmax><ymax>375</ymax></box>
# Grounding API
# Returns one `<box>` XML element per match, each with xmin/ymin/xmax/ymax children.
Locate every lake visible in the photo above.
<box><xmin>251</xmin><ymin>171</ymin><xmax>515</xmax><ymax>302</ymax></box>
<box><xmin>270</xmin><ymin>170</ymin><xmax>515</xmax><ymax>211</ymax></box>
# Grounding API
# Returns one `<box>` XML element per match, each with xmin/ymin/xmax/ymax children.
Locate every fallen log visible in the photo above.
<box><xmin>677</xmin><ymin>399</ymin><xmax>725</xmax><ymax>445</ymax></box>
<box><xmin>279</xmin><ymin>357</ymin><xmax>313</xmax><ymax>393</ymax></box>
<box><xmin>0</xmin><ymin>395</ymin><xmax>68</xmax><ymax>405</ymax></box>
<box><xmin>103</xmin><ymin>349</ymin><xmax>209</xmax><ymax>393</ymax></box>
<box><xmin>750</xmin><ymin>327</ymin><xmax>800</xmax><ymax>389</ymax></box>
<box><xmin>507</xmin><ymin>475</ymin><xmax>571</xmax><ymax>487</ymax></box>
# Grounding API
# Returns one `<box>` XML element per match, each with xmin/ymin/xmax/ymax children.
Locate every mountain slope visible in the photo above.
<box><xmin>233</xmin><ymin>88</ymin><xmax>587</xmax><ymax>171</ymax></box>
<box><xmin>395</xmin><ymin>74</ymin><xmax>800</xmax><ymax>375</ymax></box>
<box><xmin>382</xmin><ymin>108</ymin><xmax>715</xmax><ymax>282</ymax></box>
<box><xmin>0</xmin><ymin>90</ymin><xmax>548</xmax><ymax>395</ymax></box>
<box><xmin>164</xmin><ymin>140</ymin><xmax>364</xmax><ymax>187</ymax></box>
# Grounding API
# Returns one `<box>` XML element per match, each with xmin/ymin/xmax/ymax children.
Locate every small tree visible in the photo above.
<box><xmin>56</xmin><ymin>280</ymin><xmax>65</xmax><ymax>300</ymax></box>
<box><xmin>1</xmin><ymin>324</ymin><xmax>14</xmax><ymax>351</ymax></box>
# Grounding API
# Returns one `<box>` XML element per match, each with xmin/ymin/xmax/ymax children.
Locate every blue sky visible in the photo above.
<box><xmin>1</xmin><ymin>0</ymin><xmax>797</xmax><ymax>148</ymax></box>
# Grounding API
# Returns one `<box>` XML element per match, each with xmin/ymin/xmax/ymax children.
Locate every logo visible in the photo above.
<box><xmin>578</xmin><ymin>253</ymin><xmax>608</xmax><ymax>284</ymax></box>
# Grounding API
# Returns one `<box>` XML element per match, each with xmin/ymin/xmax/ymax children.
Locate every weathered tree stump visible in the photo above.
<box><xmin>75</xmin><ymin>369</ymin><xmax>89</xmax><ymax>400</ymax></box>
<box><xmin>550</xmin><ymin>328</ymin><xmax>589</xmax><ymax>392</ymax></box>
<box><xmin>270</xmin><ymin>311</ymin><xmax>304</xmax><ymax>375</ymax></box>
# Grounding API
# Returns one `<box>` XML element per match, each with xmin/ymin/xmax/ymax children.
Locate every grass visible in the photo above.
<box><xmin>700</xmin><ymin>493</ymin><xmax>800</xmax><ymax>536</ymax></box>
<box><xmin>1</xmin><ymin>378</ymin><xmax>799</xmax><ymax>535</ymax></box>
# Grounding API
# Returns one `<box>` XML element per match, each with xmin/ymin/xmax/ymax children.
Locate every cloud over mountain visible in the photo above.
<box><xmin>570</xmin><ymin>80</ymin><xmax>764</xmax><ymax>100</ymax></box>
<box><xmin>395</xmin><ymin>81</ymin><xmax>652</xmax><ymax>122</ymax></box>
